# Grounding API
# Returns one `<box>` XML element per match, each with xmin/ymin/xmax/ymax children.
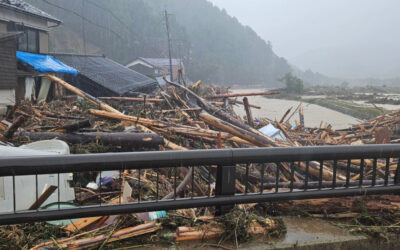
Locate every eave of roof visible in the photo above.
<box><xmin>0</xmin><ymin>1</ymin><xmax>61</xmax><ymax>24</ymax></box>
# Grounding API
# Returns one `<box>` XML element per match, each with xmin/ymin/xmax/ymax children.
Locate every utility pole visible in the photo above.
<box><xmin>164</xmin><ymin>9</ymin><xmax>173</xmax><ymax>82</ymax></box>
<box><xmin>82</xmin><ymin>0</ymin><xmax>86</xmax><ymax>55</ymax></box>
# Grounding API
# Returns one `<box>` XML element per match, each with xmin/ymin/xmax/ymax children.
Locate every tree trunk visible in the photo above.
<box><xmin>19</xmin><ymin>131</ymin><xmax>164</xmax><ymax>149</ymax></box>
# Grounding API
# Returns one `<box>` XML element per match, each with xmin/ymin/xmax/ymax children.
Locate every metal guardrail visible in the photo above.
<box><xmin>0</xmin><ymin>144</ymin><xmax>400</xmax><ymax>225</ymax></box>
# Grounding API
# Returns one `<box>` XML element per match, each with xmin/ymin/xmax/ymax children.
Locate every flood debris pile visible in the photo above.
<box><xmin>1</xmin><ymin>75</ymin><xmax>400</xmax><ymax>248</ymax></box>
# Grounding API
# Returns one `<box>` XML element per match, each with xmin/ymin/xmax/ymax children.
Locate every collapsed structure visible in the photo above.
<box><xmin>52</xmin><ymin>53</ymin><xmax>158</xmax><ymax>97</ymax></box>
<box><xmin>1</xmin><ymin>0</ymin><xmax>400</xmax><ymax>249</ymax></box>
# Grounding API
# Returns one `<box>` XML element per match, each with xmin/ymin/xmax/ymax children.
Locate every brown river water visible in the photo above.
<box><xmin>232</xmin><ymin>89</ymin><xmax>360</xmax><ymax>129</ymax></box>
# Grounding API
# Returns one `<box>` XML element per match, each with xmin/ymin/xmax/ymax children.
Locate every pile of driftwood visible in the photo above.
<box><xmin>2</xmin><ymin>75</ymin><xmax>400</xmax><ymax>248</ymax></box>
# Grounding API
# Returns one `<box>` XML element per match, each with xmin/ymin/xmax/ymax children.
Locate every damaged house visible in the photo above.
<box><xmin>52</xmin><ymin>54</ymin><xmax>158</xmax><ymax>97</ymax></box>
<box><xmin>0</xmin><ymin>32</ymin><xmax>19</xmax><ymax>114</ymax></box>
<box><xmin>0</xmin><ymin>0</ymin><xmax>65</xmax><ymax>113</ymax></box>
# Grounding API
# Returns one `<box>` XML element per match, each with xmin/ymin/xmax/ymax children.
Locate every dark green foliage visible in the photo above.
<box><xmin>279</xmin><ymin>73</ymin><xmax>304</xmax><ymax>94</ymax></box>
<box><xmin>26</xmin><ymin>0</ymin><xmax>291</xmax><ymax>86</ymax></box>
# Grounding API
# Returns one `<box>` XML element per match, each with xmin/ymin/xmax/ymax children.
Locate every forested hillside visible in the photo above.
<box><xmin>27</xmin><ymin>0</ymin><xmax>292</xmax><ymax>85</ymax></box>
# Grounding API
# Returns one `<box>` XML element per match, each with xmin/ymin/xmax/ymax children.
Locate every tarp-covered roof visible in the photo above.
<box><xmin>140</xmin><ymin>57</ymin><xmax>182</xmax><ymax>68</ymax></box>
<box><xmin>0</xmin><ymin>0</ymin><xmax>61</xmax><ymax>23</ymax></box>
<box><xmin>17</xmin><ymin>51</ymin><xmax>78</xmax><ymax>75</ymax></box>
<box><xmin>53</xmin><ymin>54</ymin><xmax>157</xmax><ymax>96</ymax></box>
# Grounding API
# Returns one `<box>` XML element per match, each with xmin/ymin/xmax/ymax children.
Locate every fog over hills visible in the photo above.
<box><xmin>210</xmin><ymin>0</ymin><xmax>400</xmax><ymax>80</ymax></box>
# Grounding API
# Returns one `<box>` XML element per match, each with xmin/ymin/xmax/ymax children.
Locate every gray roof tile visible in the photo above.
<box><xmin>0</xmin><ymin>0</ymin><xmax>60</xmax><ymax>23</ymax></box>
<box><xmin>140</xmin><ymin>57</ymin><xmax>182</xmax><ymax>68</ymax></box>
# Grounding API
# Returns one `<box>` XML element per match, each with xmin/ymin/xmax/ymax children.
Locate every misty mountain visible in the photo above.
<box><xmin>26</xmin><ymin>0</ymin><xmax>293</xmax><ymax>86</ymax></box>
<box><xmin>291</xmin><ymin>43</ymin><xmax>400</xmax><ymax>79</ymax></box>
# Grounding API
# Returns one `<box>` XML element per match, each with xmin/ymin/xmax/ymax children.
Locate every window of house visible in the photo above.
<box><xmin>26</xmin><ymin>29</ymin><xmax>38</xmax><ymax>52</ymax></box>
<box><xmin>7</xmin><ymin>22</ymin><xmax>38</xmax><ymax>53</ymax></box>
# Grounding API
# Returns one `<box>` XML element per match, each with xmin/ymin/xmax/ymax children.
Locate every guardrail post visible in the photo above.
<box><xmin>215</xmin><ymin>165</ymin><xmax>236</xmax><ymax>215</ymax></box>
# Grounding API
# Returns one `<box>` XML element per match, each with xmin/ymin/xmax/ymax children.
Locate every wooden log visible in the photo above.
<box><xmin>174</xmin><ymin>225</ymin><xmax>224</xmax><ymax>242</ymax></box>
<box><xmin>243</xmin><ymin>97</ymin><xmax>254</xmax><ymax>128</ymax></box>
<box><xmin>162</xmin><ymin>108</ymin><xmax>202</xmax><ymax>113</ymax></box>
<box><xmin>4</xmin><ymin>116</ymin><xmax>25</xmax><ymax>139</ymax></box>
<box><xmin>188</xmin><ymin>80</ymin><xmax>202</xmax><ymax>90</ymax></box>
<box><xmin>39</xmin><ymin>110</ymin><xmax>86</xmax><ymax>120</ymax></box>
<box><xmin>31</xmin><ymin>224</ymin><xmax>112</xmax><ymax>250</ymax></box>
<box><xmin>19</xmin><ymin>131</ymin><xmax>164</xmax><ymax>149</ymax></box>
<box><xmin>46</xmin><ymin>75</ymin><xmax>122</xmax><ymax>114</ymax></box>
<box><xmin>231</xmin><ymin>100</ymin><xmax>261</xmax><ymax>109</ymax></box>
<box><xmin>299</xmin><ymin>106</ymin><xmax>304</xmax><ymax>128</ymax></box>
<box><xmin>28</xmin><ymin>185</ymin><xmax>57</xmax><ymax>210</ymax></box>
<box><xmin>199</xmin><ymin>111</ymin><xmax>277</xmax><ymax>147</ymax></box>
<box><xmin>90</xmin><ymin>110</ymin><xmax>252</xmax><ymax>145</ymax></box>
<box><xmin>63</xmin><ymin>216</ymin><xmax>104</xmax><ymax>233</ymax></box>
<box><xmin>208</xmin><ymin>91</ymin><xmax>280</xmax><ymax>99</ymax></box>
<box><xmin>275</xmin><ymin>121</ymin><xmax>294</xmax><ymax>144</ymax></box>
<box><xmin>89</xmin><ymin>109</ymin><xmax>168</xmax><ymax>128</ymax></box>
<box><xmin>279</xmin><ymin>107</ymin><xmax>292</xmax><ymax>123</ymax></box>
<box><xmin>165</xmin><ymin>78</ymin><xmax>273</xmax><ymax>142</ymax></box>
<box><xmin>66</xmin><ymin>222</ymin><xmax>160</xmax><ymax>248</ymax></box>
<box><xmin>99</xmin><ymin>97</ymin><xmax>164</xmax><ymax>103</ymax></box>
<box><xmin>0</xmin><ymin>121</ymin><xmax>8</xmax><ymax>131</ymax></box>
<box><xmin>49</xmin><ymin>119</ymin><xmax>91</xmax><ymax>133</ymax></box>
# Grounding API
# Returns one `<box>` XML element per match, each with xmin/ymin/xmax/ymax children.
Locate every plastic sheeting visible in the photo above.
<box><xmin>259</xmin><ymin>124</ymin><xmax>287</xmax><ymax>141</ymax></box>
<box><xmin>17</xmin><ymin>51</ymin><xmax>78</xmax><ymax>75</ymax></box>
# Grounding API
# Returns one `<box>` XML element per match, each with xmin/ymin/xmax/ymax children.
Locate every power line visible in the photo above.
<box><xmin>41</xmin><ymin>0</ymin><xmax>125</xmax><ymax>42</ymax></box>
<box><xmin>85</xmin><ymin>0</ymin><xmax>131</xmax><ymax>32</ymax></box>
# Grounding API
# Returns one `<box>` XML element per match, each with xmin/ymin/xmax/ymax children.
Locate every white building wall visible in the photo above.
<box><xmin>0</xmin><ymin>89</ymin><xmax>15</xmax><ymax>115</ymax></box>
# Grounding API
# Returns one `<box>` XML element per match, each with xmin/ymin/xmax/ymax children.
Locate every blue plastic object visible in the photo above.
<box><xmin>17</xmin><ymin>51</ymin><xmax>78</xmax><ymax>75</ymax></box>
<box><xmin>101</xmin><ymin>177</ymin><xmax>115</xmax><ymax>186</ymax></box>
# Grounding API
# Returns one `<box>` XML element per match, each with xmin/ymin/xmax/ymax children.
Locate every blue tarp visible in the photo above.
<box><xmin>17</xmin><ymin>51</ymin><xmax>78</xmax><ymax>75</ymax></box>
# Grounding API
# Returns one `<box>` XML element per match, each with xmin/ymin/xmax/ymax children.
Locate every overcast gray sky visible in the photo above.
<box><xmin>208</xmin><ymin>0</ymin><xmax>400</xmax><ymax>78</ymax></box>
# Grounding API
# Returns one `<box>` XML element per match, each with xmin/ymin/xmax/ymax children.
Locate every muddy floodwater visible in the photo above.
<box><xmin>232</xmin><ymin>89</ymin><xmax>360</xmax><ymax>129</ymax></box>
